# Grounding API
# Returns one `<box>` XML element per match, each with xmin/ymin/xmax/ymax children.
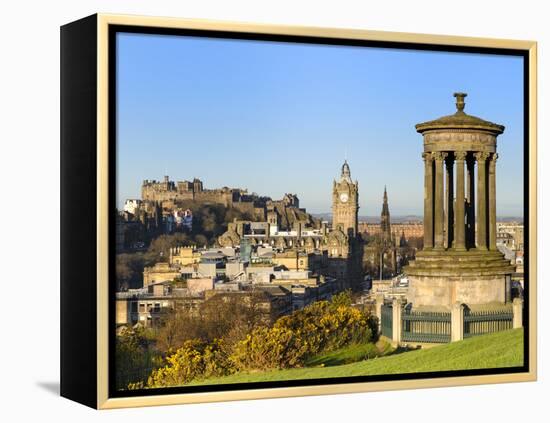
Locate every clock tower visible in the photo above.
<box><xmin>332</xmin><ymin>160</ymin><xmax>359</xmax><ymax>237</ymax></box>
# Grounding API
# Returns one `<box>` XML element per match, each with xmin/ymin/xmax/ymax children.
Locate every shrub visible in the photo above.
<box><xmin>146</xmin><ymin>339</ymin><xmax>233</xmax><ymax>388</ymax></box>
<box><xmin>143</xmin><ymin>292</ymin><xmax>379</xmax><ymax>386</ymax></box>
<box><xmin>330</xmin><ymin>290</ymin><xmax>353</xmax><ymax>308</ymax></box>
<box><xmin>116</xmin><ymin>326</ymin><xmax>159</xmax><ymax>390</ymax></box>
<box><xmin>155</xmin><ymin>291</ymin><xmax>270</xmax><ymax>352</ymax></box>
<box><xmin>229</xmin><ymin>292</ymin><xmax>378</xmax><ymax>371</ymax></box>
<box><xmin>230</xmin><ymin>326</ymin><xmax>310</xmax><ymax>371</ymax></box>
<box><xmin>275</xmin><ymin>302</ymin><xmax>374</xmax><ymax>354</ymax></box>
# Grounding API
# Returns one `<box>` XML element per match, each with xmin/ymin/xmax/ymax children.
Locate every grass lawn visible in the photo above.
<box><xmin>190</xmin><ymin>329</ymin><xmax>523</xmax><ymax>386</ymax></box>
<box><xmin>305</xmin><ymin>339</ymin><xmax>393</xmax><ymax>367</ymax></box>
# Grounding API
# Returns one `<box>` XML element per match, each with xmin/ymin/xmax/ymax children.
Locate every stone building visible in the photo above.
<box><xmin>272</xmin><ymin>250</ymin><xmax>310</xmax><ymax>270</ymax></box>
<box><xmin>141</xmin><ymin>176</ymin><xmax>308</xmax><ymax>220</ymax></box>
<box><xmin>142</xmin><ymin>262</ymin><xmax>181</xmax><ymax>287</ymax></box>
<box><xmin>218</xmin><ymin>217</ymin><xmax>324</xmax><ymax>252</ymax></box>
<box><xmin>325</xmin><ymin>161</ymin><xmax>364</xmax><ymax>289</ymax></box>
<box><xmin>217</xmin><ymin>160</ymin><xmax>363</xmax><ymax>291</ymax></box>
<box><xmin>116</xmin><ymin>279</ymin><xmax>292</xmax><ymax>328</ymax></box>
<box><xmin>332</xmin><ymin>160</ymin><xmax>359</xmax><ymax>238</ymax></box>
<box><xmin>404</xmin><ymin>93</ymin><xmax>515</xmax><ymax>308</ymax></box>
<box><xmin>139</xmin><ymin>176</ymin><xmax>272</xmax><ymax>223</ymax></box>
<box><xmin>116</xmin><ymin>281</ymin><xmax>207</xmax><ymax>328</ymax></box>
<box><xmin>359</xmin><ymin>222</ymin><xmax>424</xmax><ymax>243</ymax></box>
<box><xmin>141</xmin><ymin>176</ymin><xmax>242</xmax><ymax>207</ymax></box>
<box><xmin>169</xmin><ymin>245</ymin><xmax>201</xmax><ymax>266</ymax></box>
<box><xmin>496</xmin><ymin>222</ymin><xmax>524</xmax><ymax>251</ymax></box>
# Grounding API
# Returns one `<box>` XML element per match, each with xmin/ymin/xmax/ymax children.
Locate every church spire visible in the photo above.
<box><xmin>382</xmin><ymin>185</ymin><xmax>390</xmax><ymax>216</ymax></box>
<box><xmin>381</xmin><ymin>186</ymin><xmax>392</xmax><ymax>243</ymax></box>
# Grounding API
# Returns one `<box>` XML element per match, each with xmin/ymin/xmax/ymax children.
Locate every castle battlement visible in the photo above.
<box><xmin>141</xmin><ymin>175</ymin><xmax>249</xmax><ymax>207</ymax></box>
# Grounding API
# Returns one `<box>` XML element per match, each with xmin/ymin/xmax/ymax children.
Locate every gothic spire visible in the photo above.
<box><xmin>382</xmin><ymin>186</ymin><xmax>390</xmax><ymax>216</ymax></box>
<box><xmin>381</xmin><ymin>186</ymin><xmax>392</xmax><ymax>243</ymax></box>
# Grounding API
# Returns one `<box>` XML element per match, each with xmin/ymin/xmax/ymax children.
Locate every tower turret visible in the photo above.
<box><xmin>332</xmin><ymin>160</ymin><xmax>359</xmax><ymax>237</ymax></box>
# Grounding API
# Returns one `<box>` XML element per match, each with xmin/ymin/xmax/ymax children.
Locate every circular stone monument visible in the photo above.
<box><xmin>404</xmin><ymin>93</ymin><xmax>515</xmax><ymax>308</ymax></box>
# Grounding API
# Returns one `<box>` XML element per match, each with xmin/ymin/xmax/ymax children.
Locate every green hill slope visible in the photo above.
<box><xmin>191</xmin><ymin>329</ymin><xmax>523</xmax><ymax>386</ymax></box>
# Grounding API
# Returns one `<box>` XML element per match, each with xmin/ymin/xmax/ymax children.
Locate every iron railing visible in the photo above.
<box><xmin>463</xmin><ymin>306</ymin><xmax>513</xmax><ymax>338</ymax></box>
<box><xmin>402</xmin><ymin>309</ymin><xmax>451</xmax><ymax>343</ymax></box>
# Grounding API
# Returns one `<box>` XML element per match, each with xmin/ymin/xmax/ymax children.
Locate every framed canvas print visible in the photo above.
<box><xmin>60</xmin><ymin>14</ymin><xmax>537</xmax><ymax>409</ymax></box>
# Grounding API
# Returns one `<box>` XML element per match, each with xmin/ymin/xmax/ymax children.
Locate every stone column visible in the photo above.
<box><xmin>451</xmin><ymin>302</ymin><xmax>464</xmax><ymax>342</ymax></box>
<box><xmin>392</xmin><ymin>298</ymin><xmax>402</xmax><ymax>345</ymax></box>
<box><xmin>466</xmin><ymin>155</ymin><xmax>476</xmax><ymax>249</ymax></box>
<box><xmin>454</xmin><ymin>151</ymin><xmax>467</xmax><ymax>251</ymax></box>
<box><xmin>433</xmin><ymin>152</ymin><xmax>447</xmax><ymax>250</ymax></box>
<box><xmin>513</xmin><ymin>297</ymin><xmax>523</xmax><ymax>329</ymax></box>
<box><xmin>422</xmin><ymin>152</ymin><xmax>434</xmax><ymax>249</ymax></box>
<box><xmin>375</xmin><ymin>294</ymin><xmax>385</xmax><ymax>331</ymax></box>
<box><xmin>489</xmin><ymin>153</ymin><xmax>498</xmax><ymax>250</ymax></box>
<box><xmin>475</xmin><ymin>152</ymin><xmax>490</xmax><ymax>250</ymax></box>
<box><xmin>445</xmin><ymin>154</ymin><xmax>454</xmax><ymax>249</ymax></box>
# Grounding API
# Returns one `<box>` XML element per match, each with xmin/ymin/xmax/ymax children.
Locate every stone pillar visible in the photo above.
<box><xmin>392</xmin><ymin>298</ymin><xmax>402</xmax><ymax>344</ymax></box>
<box><xmin>489</xmin><ymin>153</ymin><xmax>498</xmax><ymax>250</ymax></box>
<box><xmin>445</xmin><ymin>154</ymin><xmax>454</xmax><ymax>249</ymax></box>
<box><xmin>466</xmin><ymin>155</ymin><xmax>476</xmax><ymax>249</ymax></box>
<box><xmin>506</xmin><ymin>274</ymin><xmax>512</xmax><ymax>303</ymax></box>
<box><xmin>422</xmin><ymin>152</ymin><xmax>434</xmax><ymax>249</ymax></box>
<box><xmin>451</xmin><ymin>302</ymin><xmax>464</xmax><ymax>342</ymax></box>
<box><xmin>454</xmin><ymin>151</ymin><xmax>467</xmax><ymax>251</ymax></box>
<box><xmin>475</xmin><ymin>152</ymin><xmax>490</xmax><ymax>250</ymax></box>
<box><xmin>513</xmin><ymin>297</ymin><xmax>523</xmax><ymax>329</ymax></box>
<box><xmin>433</xmin><ymin>152</ymin><xmax>447</xmax><ymax>250</ymax></box>
<box><xmin>375</xmin><ymin>294</ymin><xmax>384</xmax><ymax>331</ymax></box>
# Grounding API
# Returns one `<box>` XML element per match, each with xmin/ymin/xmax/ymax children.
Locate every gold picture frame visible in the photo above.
<box><xmin>61</xmin><ymin>13</ymin><xmax>537</xmax><ymax>409</ymax></box>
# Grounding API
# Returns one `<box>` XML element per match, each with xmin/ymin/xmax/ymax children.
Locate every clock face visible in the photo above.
<box><xmin>339</xmin><ymin>193</ymin><xmax>349</xmax><ymax>203</ymax></box>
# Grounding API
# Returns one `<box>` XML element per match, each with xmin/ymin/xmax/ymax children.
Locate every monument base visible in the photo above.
<box><xmin>404</xmin><ymin>249</ymin><xmax>515</xmax><ymax>308</ymax></box>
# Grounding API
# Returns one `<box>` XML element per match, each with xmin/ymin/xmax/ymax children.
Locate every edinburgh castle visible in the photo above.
<box><xmin>137</xmin><ymin>175</ymin><xmax>302</xmax><ymax>223</ymax></box>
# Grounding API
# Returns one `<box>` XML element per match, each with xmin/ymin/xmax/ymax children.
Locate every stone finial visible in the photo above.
<box><xmin>453</xmin><ymin>92</ymin><xmax>467</xmax><ymax>114</ymax></box>
<box><xmin>342</xmin><ymin>160</ymin><xmax>351</xmax><ymax>177</ymax></box>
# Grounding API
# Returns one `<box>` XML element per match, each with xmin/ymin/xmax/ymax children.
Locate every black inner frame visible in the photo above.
<box><xmin>108</xmin><ymin>24</ymin><xmax>531</xmax><ymax>399</ymax></box>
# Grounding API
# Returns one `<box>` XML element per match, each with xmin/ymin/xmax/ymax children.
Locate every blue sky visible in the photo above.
<box><xmin>116</xmin><ymin>32</ymin><xmax>524</xmax><ymax>217</ymax></box>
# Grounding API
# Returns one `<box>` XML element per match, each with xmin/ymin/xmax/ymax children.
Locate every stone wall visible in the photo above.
<box><xmin>407</xmin><ymin>274</ymin><xmax>507</xmax><ymax>308</ymax></box>
<box><xmin>143</xmin><ymin>262</ymin><xmax>180</xmax><ymax>286</ymax></box>
<box><xmin>187</xmin><ymin>278</ymin><xmax>215</xmax><ymax>295</ymax></box>
<box><xmin>116</xmin><ymin>299</ymin><xmax>129</xmax><ymax>325</ymax></box>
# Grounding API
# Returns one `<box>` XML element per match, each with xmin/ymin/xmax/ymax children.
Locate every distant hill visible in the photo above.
<box><xmin>313</xmin><ymin>213</ymin><xmax>423</xmax><ymax>223</ymax></box>
<box><xmin>313</xmin><ymin>213</ymin><xmax>523</xmax><ymax>224</ymax></box>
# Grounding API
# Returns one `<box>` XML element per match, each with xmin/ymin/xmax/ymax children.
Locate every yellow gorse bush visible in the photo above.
<box><xmin>146</xmin><ymin>339</ymin><xmax>234</xmax><ymax>388</ymax></box>
<box><xmin>229</xmin><ymin>326</ymin><xmax>310</xmax><ymax>371</ymax></box>
<box><xmin>143</xmin><ymin>291</ymin><xmax>378</xmax><ymax>387</ymax></box>
<box><xmin>230</xmin><ymin>292</ymin><xmax>377</xmax><ymax>371</ymax></box>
